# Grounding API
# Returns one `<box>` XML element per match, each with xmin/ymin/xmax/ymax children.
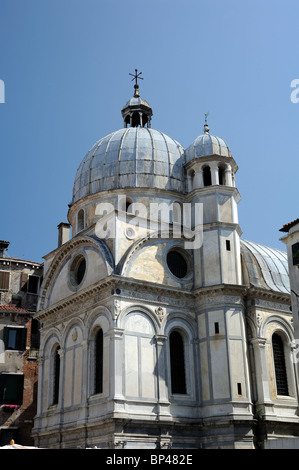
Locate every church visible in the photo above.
<box><xmin>31</xmin><ymin>72</ymin><xmax>299</xmax><ymax>449</ymax></box>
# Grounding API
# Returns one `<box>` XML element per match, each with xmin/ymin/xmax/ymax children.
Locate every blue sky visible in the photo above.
<box><xmin>0</xmin><ymin>0</ymin><xmax>298</xmax><ymax>262</ymax></box>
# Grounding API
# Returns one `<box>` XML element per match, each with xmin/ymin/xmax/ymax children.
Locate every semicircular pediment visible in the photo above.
<box><xmin>38</xmin><ymin>236</ymin><xmax>114</xmax><ymax>310</ymax></box>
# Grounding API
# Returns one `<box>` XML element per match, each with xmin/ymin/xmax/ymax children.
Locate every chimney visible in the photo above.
<box><xmin>57</xmin><ymin>223</ymin><xmax>71</xmax><ymax>247</ymax></box>
<box><xmin>0</xmin><ymin>240</ymin><xmax>10</xmax><ymax>258</ymax></box>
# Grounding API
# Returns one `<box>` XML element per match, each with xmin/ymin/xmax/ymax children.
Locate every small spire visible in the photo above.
<box><xmin>129</xmin><ymin>69</ymin><xmax>143</xmax><ymax>98</ymax></box>
<box><xmin>204</xmin><ymin>112</ymin><xmax>210</xmax><ymax>133</ymax></box>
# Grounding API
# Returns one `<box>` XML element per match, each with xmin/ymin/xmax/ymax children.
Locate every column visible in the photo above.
<box><xmin>155</xmin><ymin>334</ymin><xmax>171</xmax><ymax>419</ymax></box>
<box><xmin>250</xmin><ymin>337</ymin><xmax>274</xmax><ymax>415</ymax></box>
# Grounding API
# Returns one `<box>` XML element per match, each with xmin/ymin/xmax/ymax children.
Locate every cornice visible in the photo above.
<box><xmin>35</xmin><ymin>277</ymin><xmax>291</xmax><ymax>323</ymax></box>
<box><xmin>245</xmin><ymin>285</ymin><xmax>291</xmax><ymax>304</ymax></box>
<box><xmin>185</xmin><ymin>185</ymin><xmax>241</xmax><ymax>203</ymax></box>
<box><xmin>34</xmin><ymin>275</ymin><xmax>194</xmax><ymax>321</ymax></box>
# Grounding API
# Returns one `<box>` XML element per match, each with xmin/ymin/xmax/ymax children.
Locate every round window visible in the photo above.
<box><xmin>70</xmin><ymin>255</ymin><xmax>86</xmax><ymax>286</ymax></box>
<box><xmin>166</xmin><ymin>250</ymin><xmax>188</xmax><ymax>279</ymax></box>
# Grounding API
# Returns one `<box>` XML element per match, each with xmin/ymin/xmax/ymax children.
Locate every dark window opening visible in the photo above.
<box><xmin>125</xmin><ymin>199</ymin><xmax>133</xmax><ymax>213</ymax></box>
<box><xmin>3</xmin><ymin>327</ymin><xmax>27</xmax><ymax>351</ymax></box>
<box><xmin>0</xmin><ymin>373</ymin><xmax>24</xmax><ymax>405</ymax></box>
<box><xmin>95</xmin><ymin>329</ymin><xmax>103</xmax><ymax>394</ymax></box>
<box><xmin>170</xmin><ymin>331</ymin><xmax>186</xmax><ymax>394</ymax></box>
<box><xmin>28</xmin><ymin>275</ymin><xmax>39</xmax><ymax>294</ymax></box>
<box><xmin>272</xmin><ymin>333</ymin><xmax>289</xmax><ymax>396</ymax></box>
<box><xmin>292</xmin><ymin>242</ymin><xmax>299</xmax><ymax>266</ymax></box>
<box><xmin>215</xmin><ymin>322</ymin><xmax>219</xmax><ymax>334</ymax></box>
<box><xmin>166</xmin><ymin>251</ymin><xmax>188</xmax><ymax>279</ymax></box>
<box><xmin>30</xmin><ymin>319</ymin><xmax>40</xmax><ymax>349</ymax></box>
<box><xmin>71</xmin><ymin>255</ymin><xmax>86</xmax><ymax>286</ymax></box>
<box><xmin>203</xmin><ymin>166</ymin><xmax>212</xmax><ymax>186</ymax></box>
<box><xmin>226</xmin><ymin>240</ymin><xmax>231</xmax><ymax>251</ymax></box>
<box><xmin>219</xmin><ymin>166</ymin><xmax>225</xmax><ymax>185</ymax></box>
<box><xmin>53</xmin><ymin>346</ymin><xmax>60</xmax><ymax>405</ymax></box>
<box><xmin>237</xmin><ymin>382</ymin><xmax>242</xmax><ymax>395</ymax></box>
<box><xmin>76</xmin><ymin>258</ymin><xmax>86</xmax><ymax>284</ymax></box>
<box><xmin>131</xmin><ymin>111</ymin><xmax>141</xmax><ymax>127</ymax></box>
<box><xmin>21</xmin><ymin>274</ymin><xmax>40</xmax><ymax>294</ymax></box>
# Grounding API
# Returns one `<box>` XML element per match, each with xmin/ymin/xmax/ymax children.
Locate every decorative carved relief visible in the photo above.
<box><xmin>72</xmin><ymin>327</ymin><xmax>78</xmax><ymax>342</ymax></box>
<box><xmin>114</xmin><ymin>299</ymin><xmax>121</xmax><ymax>320</ymax></box>
<box><xmin>155</xmin><ymin>306</ymin><xmax>166</xmax><ymax>322</ymax></box>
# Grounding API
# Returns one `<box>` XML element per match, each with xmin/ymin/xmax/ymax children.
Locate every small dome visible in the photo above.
<box><xmin>185</xmin><ymin>124</ymin><xmax>232</xmax><ymax>163</ymax></box>
<box><xmin>72</xmin><ymin>127</ymin><xmax>184</xmax><ymax>204</ymax></box>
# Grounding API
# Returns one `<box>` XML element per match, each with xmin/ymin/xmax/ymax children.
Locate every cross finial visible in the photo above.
<box><xmin>204</xmin><ymin>112</ymin><xmax>210</xmax><ymax>133</ymax></box>
<box><xmin>129</xmin><ymin>69</ymin><xmax>143</xmax><ymax>97</ymax></box>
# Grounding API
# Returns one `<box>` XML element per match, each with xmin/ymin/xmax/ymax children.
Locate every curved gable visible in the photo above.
<box><xmin>38</xmin><ymin>236</ymin><xmax>114</xmax><ymax>310</ymax></box>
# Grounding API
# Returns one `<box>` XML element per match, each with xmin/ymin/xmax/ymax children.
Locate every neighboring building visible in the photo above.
<box><xmin>32</xmin><ymin>78</ymin><xmax>299</xmax><ymax>449</ymax></box>
<box><xmin>0</xmin><ymin>240</ymin><xmax>42</xmax><ymax>446</ymax></box>
<box><xmin>280</xmin><ymin>220</ymin><xmax>299</xmax><ymax>377</ymax></box>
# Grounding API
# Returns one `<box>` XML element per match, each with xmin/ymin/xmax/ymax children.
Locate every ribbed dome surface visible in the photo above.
<box><xmin>185</xmin><ymin>131</ymin><xmax>232</xmax><ymax>163</ymax></box>
<box><xmin>72</xmin><ymin>127</ymin><xmax>184</xmax><ymax>203</ymax></box>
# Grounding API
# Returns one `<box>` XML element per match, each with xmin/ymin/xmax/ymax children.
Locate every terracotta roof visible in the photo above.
<box><xmin>0</xmin><ymin>304</ymin><xmax>29</xmax><ymax>313</ymax></box>
<box><xmin>279</xmin><ymin>218</ymin><xmax>299</xmax><ymax>233</ymax></box>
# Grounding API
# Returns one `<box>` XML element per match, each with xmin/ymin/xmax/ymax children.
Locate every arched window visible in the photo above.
<box><xmin>203</xmin><ymin>166</ymin><xmax>212</xmax><ymax>186</ymax></box>
<box><xmin>169</xmin><ymin>330</ymin><xmax>186</xmax><ymax>394</ymax></box>
<box><xmin>52</xmin><ymin>346</ymin><xmax>60</xmax><ymax>405</ymax></box>
<box><xmin>131</xmin><ymin>111</ymin><xmax>141</xmax><ymax>127</ymax></box>
<box><xmin>77</xmin><ymin>209</ymin><xmax>85</xmax><ymax>232</ymax></box>
<box><xmin>172</xmin><ymin>202</ymin><xmax>183</xmax><ymax>224</ymax></box>
<box><xmin>272</xmin><ymin>333</ymin><xmax>289</xmax><ymax>396</ymax></box>
<box><xmin>125</xmin><ymin>198</ymin><xmax>133</xmax><ymax>213</ymax></box>
<box><xmin>94</xmin><ymin>329</ymin><xmax>103</xmax><ymax>394</ymax></box>
<box><xmin>218</xmin><ymin>165</ymin><xmax>226</xmax><ymax>185</ymax></box>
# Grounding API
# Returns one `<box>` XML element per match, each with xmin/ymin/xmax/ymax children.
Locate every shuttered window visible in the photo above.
<box><xmin>3</xmin><ymin>327</ymin><xmax>27</xmax><ymax>351</ymax></box>
<box><xmin>0</xmin><ymin>271</ymin><xmax>9</xmax><ymax>290</ymax></box>
<box><xmin>20</xmin><ymin>272</ymin><xmax>28</xmax><ymax>291</ymax></box>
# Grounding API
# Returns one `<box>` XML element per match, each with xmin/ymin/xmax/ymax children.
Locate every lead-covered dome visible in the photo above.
<box><xmin>185</xmin><ymin>123</ymin><xmax>232</xmax><ymax>164</ymax></box>
<box><xmin>72</xmin><ymin>127</ymin><xmax>184</xmax><ymax>204</ymax></box>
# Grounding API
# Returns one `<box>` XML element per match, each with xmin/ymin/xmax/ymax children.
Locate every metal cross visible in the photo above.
<box><xmin>129</xmin><ymin>69</ymin><xmax>143</xmax><ymax>85</ymax></box>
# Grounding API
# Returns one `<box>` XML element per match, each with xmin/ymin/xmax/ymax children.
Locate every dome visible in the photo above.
<box><xmin>185</xmin><ymin>124</ymin><xmax>232</xmax><ymax>164</ymax></box>
<box><xmin>72</xmin><ymin>127</ymin><xmax>185</xmax><ymax>204</ymax></box>
<box><xmin>241</xmin><ymin>239</ymin><xmax>290</xmax><ymax>294</ymax></box>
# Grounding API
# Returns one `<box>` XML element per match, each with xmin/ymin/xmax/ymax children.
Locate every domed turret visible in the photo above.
<box><xmin>121</xmin><ymin>69</ymin><xmax>153</xmax><ymax>128</ymax></box>
<box><xmin>185</xmin><ymin>122</ymin><xmax>232</xmax><ymax>164</ymax></box>
<box><xmin>184</xmin><ymin>120</ymin><xmax>237</xmax><ymax>191</ymax></box>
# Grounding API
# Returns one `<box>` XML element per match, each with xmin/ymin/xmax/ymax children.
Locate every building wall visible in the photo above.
<box><xmin>0</xmin><ymin>250</ymin><xmax>42</xmax><ymax>446</ymax></box>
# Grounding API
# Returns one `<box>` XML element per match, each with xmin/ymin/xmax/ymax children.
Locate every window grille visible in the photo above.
<box><xmin>170</xmin><ymin>331</ymin><xmax>186</xmax><ymax>394</ymax></box>
<box><xmin>272</xmin><ymin>333</ymin><xmax>289</xmax><ymax>396</ymax></box>
<box><xmin>166</xmin><ymin>251</ymin><xmax>188</xmax><ymax>279</ymax></box>
<box><xmin>95</xmin><ymin>329</ymin><xmax>103</xmax><ymax>394</ymax></box>
<box><xmin>53</xmin><ymin>347</ymin><xmax>60</xmax><ymax>405</ymax></box>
